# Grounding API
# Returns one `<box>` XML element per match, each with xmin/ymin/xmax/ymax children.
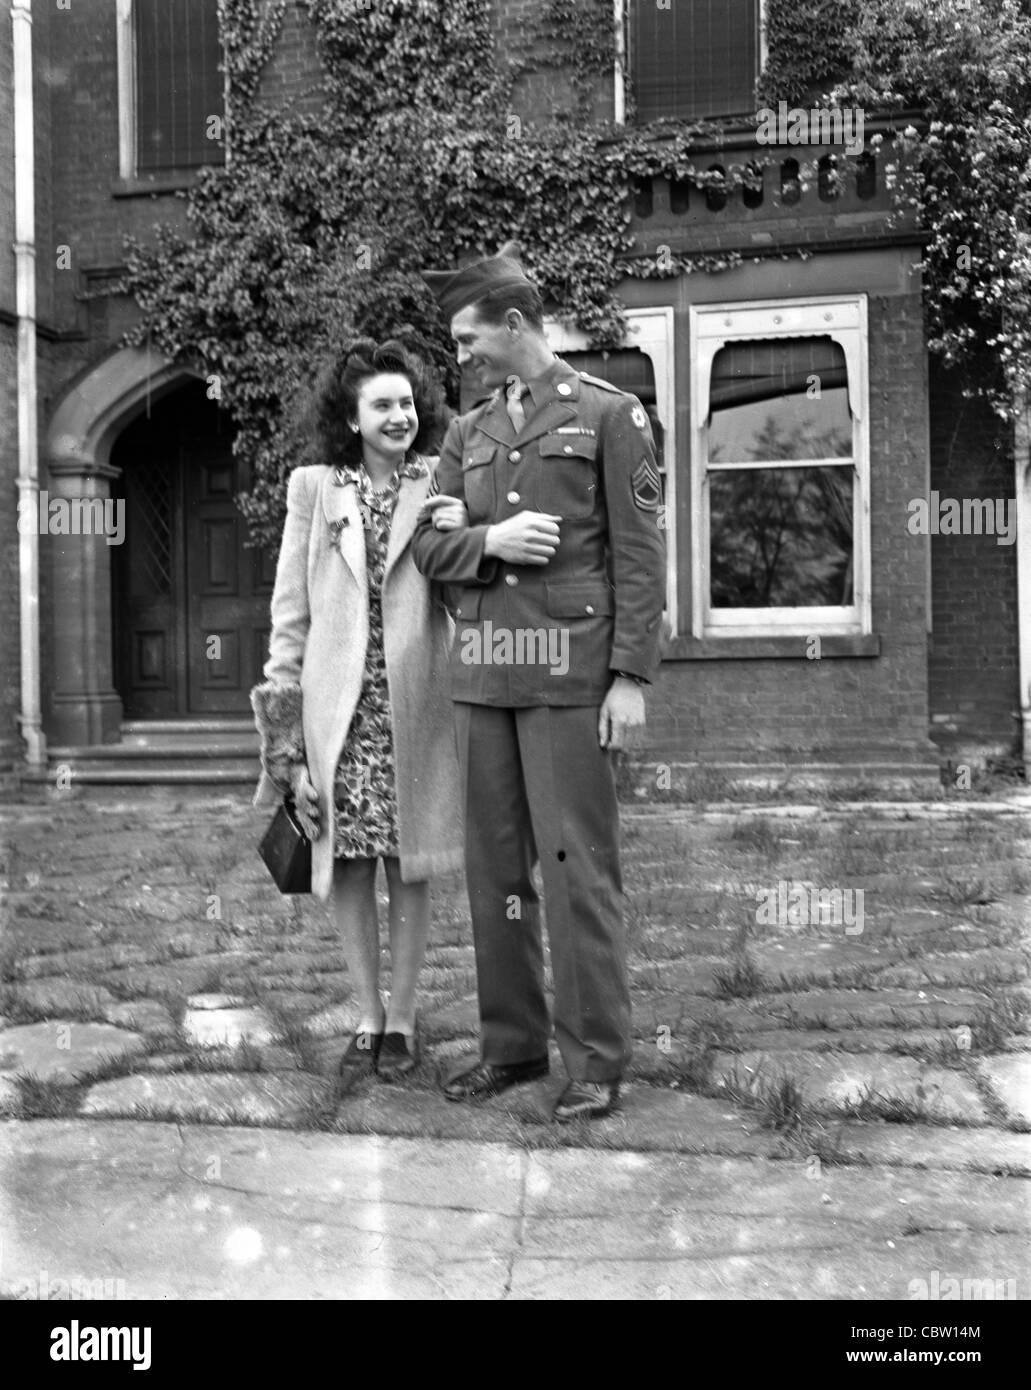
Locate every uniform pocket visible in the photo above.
<box><xmin>461</xmin><ymin>445</ymin><xmax>497</xmax><ymax>522</ymax></box>
<box><xmin>536</xmin><ymin>436</ymin><xmax>599</xmax><ymax>520</ymax></box>
<box><xmin>545</xmin><ymin>581</ymin><xmax>615</xmax><ymax>619</ymax></box>
<box><xmin>453</xmin><ymin>588</ymin><xmax>483</xmax><ymax>622</ymax></box>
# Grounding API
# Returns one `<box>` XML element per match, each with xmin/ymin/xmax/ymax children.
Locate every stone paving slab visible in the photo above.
<box><xmin>7</xmin><ymin>978</ymin><xmax>117</xmax><ymax>1017</ymax></box>
<box><xmin>181</xmin><ymin>1004</ymin><xmax>276</xmax><ymax>1049</ymax></box>
<box><xmin>711</xmin><ymin>1050</ymin><xmax>988</xmax><ymax>1123</ymax></box>
<box><xmin>0</xmin><ymin>1120</ymin><xmax>1027</xmax><ymax>1300</ymax></box>
<box><xmin>79</xmin><ymin>1072</ymin><xmax>331</xmax><ymax>1126</ymax></box>
<box><xmin>0</xmin><ymin>1021</ymin><xmax>147</xmax><ymax>1083</ymax></box>
<box><xmin>101</xmin><ymin>1000</ymin><xmax>177</xmax><ymax>1037</ymax></box>
<box><xmin>978</xmin><ymin>1055</ymin><xmax>1031</xmax><ymax>1127</ymax></box>
<box><xmin>758</xmin><ymin>987</ymin><xmax>989</xmax><ymax>1030</ymax></box>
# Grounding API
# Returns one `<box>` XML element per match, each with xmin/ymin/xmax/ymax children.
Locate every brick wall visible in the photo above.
<box><xmin>927</xmin><ymin>360</ymin><xmax>1020</xmax><ymax>762</ymax></box>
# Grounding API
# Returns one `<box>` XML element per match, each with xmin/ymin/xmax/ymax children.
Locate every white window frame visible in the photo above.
<box><xmin>690</xmin><ymin>294</ymin><xmax>871</xmax><ymax>639</ymax></box>
<box><xmin>546</xmin><ymin>307</ymin><xmax>678</xmax><ymax>633</ymax></box>
<box><xmin>615</xmin><ymin>0</ymin><xmax>768</xmax><ymax>125</ymax></box>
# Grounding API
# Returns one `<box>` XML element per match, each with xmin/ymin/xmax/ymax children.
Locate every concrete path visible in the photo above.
<box><xmin>1</xmin><ymin>1118</ymin><xmax>1027</xmax><ymax>1300</ymax></box>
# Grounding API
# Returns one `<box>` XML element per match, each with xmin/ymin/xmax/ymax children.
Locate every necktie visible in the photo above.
<box><xmin>505</xmin><ymin>376</ymin><xmax>528</xmax><ymax>434</ymax></box>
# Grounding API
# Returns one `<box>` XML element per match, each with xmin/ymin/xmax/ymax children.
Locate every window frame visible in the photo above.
<box><xmin>116</xmin><ymin>0</ymin><xmax>226</xmax><ymax>182</ymax></box>
<box><xmin>689</xmin><ymin>295</ymin><xmax>871</xmax><ymax>640</ymax></box>
<box><xmin>616</xmin><ymin>0</ymin><xmax>769</xmax><ymax>125</ymax></box>
<box><xmin>545</xmin><ymin>307</ymin><xmax>679</xmax><ymax>633</ymax></box>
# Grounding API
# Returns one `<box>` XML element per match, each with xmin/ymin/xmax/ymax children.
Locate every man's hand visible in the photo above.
<box><xmin>419</xmin><ymin>494</ymin><xmax>469</xmax><ymax>532</ymax></box>
<box><xmin>598</xmin><ymin>677</ymin><xmax>646</xmax><ymax>750</ymax></box>
<box><xmin>484</xmin><ymin>511</ymin><xmax>562</xmax><ymax>566</ymax></box>
<box><xmin>288</xmin><ymin>764</ymin><xmax>322</xmax><ymax>841</ymax></box>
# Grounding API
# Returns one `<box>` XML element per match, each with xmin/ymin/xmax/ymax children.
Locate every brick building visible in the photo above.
<box><xmin>1</xmin><ymin>0</ymin><xmax>1028</xmax><ymax>792</ymax></box>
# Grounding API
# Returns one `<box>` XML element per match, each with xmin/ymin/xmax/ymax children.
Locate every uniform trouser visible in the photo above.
<box><xmin>453</xmin><ymin>702</ymin><xmax>631</xmax><ymax>1082</ymax></box>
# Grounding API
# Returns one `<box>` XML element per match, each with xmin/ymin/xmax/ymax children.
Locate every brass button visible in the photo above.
<box><xmin>585</xmin><ymin>604</ymin><xmax>595</xmax><ymax>615</ymax></box>
<box><xmin>509</xmin><ymin>450</ymin><xmax>521</xmax><ymax>463</ymax></box>
<box><xmin>506</xmin><ymin>491</ymin><xmax>520</xmax><ymax>504</ymax></box>
<box><xmin>563</xmin><ymin>445</ymin><xmax>574</xmax><ymax>455</ymax></box>
<box><xmin>455</xmin><ymin>607</ymin><xmax>463</xmax><ymax>617</ymax></box>
<box><xmin>505</xmin><ymin>574</ymin><xmax>519</xmax><ymax>587</ymax></box>
<box><xmin>556</xmin><ymin>383</ymin><xmax>572</xmax><ymax>396</ymax></box>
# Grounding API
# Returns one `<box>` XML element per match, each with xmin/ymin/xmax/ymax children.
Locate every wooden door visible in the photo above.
<box><xmin>113</xmin><ymin>384</ymin><xmax>275</xmax><ymax>718</ymax></box>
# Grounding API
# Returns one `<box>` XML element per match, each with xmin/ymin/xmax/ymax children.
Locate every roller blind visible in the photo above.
<box><xmin>135</xmin><ymin>0</ymin><xmax>224</xmax><ymax>172</ymax></box>
<box><xmin>631</xmin><ymin>0</ymin><xmax>760</xmax><ymax>122</ymax></box>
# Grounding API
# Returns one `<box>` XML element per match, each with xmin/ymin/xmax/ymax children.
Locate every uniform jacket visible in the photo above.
<box><xmin>411</xmin><ymin>357</ymin><xmax>667</xmax><ymax>705</ymax></box>
<box><xmin>252</xmin><ymin>461</ymin><xmax>464</xmax><ymax>902</ymax></box>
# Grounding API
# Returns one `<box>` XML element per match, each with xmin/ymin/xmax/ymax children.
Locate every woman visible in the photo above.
<box><xmin>251</xmin><ymin>339</ymin><xmax>464</xmax><ymax>1087</ymax></box>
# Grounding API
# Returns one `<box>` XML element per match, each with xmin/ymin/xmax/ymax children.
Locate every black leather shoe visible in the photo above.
<box><xmin>376</xmin><ymin>1031</ymin><xmax>419</xmax><ymax>1081</ymax></box>
<box><xmin>338</xmin><ymin>1030</ymin><xmax>383</xmax><ymax>1088</ymax></box>
<box><xmin>553</xmin><ymin>1079</ymin><xmax>621</xmax><ymax>1123</ymax></box>
<box><xmin>443</xmin><ymin>1056</ymin><xmax>549</xmax><ymax>1102</ymax></box>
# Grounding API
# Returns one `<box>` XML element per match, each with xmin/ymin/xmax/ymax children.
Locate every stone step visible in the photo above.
<box><xmin>22</xmin><ymin>758</ymin><xmax>259</xmax><ymax>785</ymax></box>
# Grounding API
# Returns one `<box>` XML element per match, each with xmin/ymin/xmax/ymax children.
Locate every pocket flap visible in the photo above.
<box><xmin>454</xmin><ymin>589</ymin><xmax>483</xmax><ymax>620</ymax></box>
<box><xmin>463</xmin><ymin>446</ymin><xmax>496</xmax><ymax>470</ymax></box>
<box><xmin>545</xmin><ymin>583</ymin><xmax>614</xmax><ymax>618</ymax></box>
<box><xmin>539</xmin><ymin>435</ymin><xmax>598</xmax><ymax>462</ymax></box>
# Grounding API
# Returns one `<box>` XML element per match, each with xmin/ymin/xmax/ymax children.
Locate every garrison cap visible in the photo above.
<box><xmin>421</xmin><ymin>241</ymin><xmax>535</xmax><ymax>321</ymax></box>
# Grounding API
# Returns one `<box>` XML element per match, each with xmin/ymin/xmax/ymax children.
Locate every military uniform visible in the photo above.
<box><xmin>412</xmin><ymin>354</ymin><xmax>666</xmax><ymax>1081</ymax></box>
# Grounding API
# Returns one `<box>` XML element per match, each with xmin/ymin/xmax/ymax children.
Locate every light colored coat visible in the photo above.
<box><xmin>253</xmin><ymin>461</ymin><xmax>464</xmax><ymax>901</ymax></box>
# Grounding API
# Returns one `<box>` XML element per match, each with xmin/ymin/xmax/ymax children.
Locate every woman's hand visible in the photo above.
<box><xmin>289</xmin><ymin>765</ymin><xmax>322</xmax><ymax>841</ymax></box>
<box><xmin>420</xmin><ymin>494</ymin><xmax>469</xmax><ymax>531</ymax></box>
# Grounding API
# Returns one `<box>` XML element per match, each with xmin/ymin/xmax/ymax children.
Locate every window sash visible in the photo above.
<box><xmin>134</xmin><ymin>0</ymin><xmax>224</xmax><ymax>173</ymax></box>
<box><xmin>689</xmin><ymin>297</ymin><xmax>870</xmax><ymax>639</ymax></box>
<box><xmin>629</xmin><ymin>0</ymin><xmax>760</xmax><ymax>122</ymax></box>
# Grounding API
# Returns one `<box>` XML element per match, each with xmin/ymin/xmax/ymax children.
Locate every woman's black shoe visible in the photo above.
<box><xmin>376</xmin><ymin>1031</ymin><xmax>419</xmax><ymax>1081</ymax></box>
<box><xmin>338</xmin><ymin>1030</ymin><xmax>383</xmax><ymax>1091</ymax></box>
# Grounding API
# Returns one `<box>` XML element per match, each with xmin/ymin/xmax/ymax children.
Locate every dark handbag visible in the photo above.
<box><xmin>259</xmin><ymin>798</ymin><xmax>312</xmax><ymax>894</ymax></box>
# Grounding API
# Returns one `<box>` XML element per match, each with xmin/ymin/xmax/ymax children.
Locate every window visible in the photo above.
<box><xmin>690</xmin><ymin>297</ymin><xmax>870</xmax><ymax>638</ymax></box>
<box><xmin>629</xmin><ymin>0</ymin><xmax>761</xmax><ymax>122</ymax></box>
<box><xmin>117</xmin><ymin>0</ymin><xmax>224</xmax><ymax>179</ymax></box>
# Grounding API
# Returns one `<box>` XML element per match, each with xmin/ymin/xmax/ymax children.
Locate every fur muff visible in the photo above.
<box><xmin>250</xmin><ymin>680</ymin><xmax>305</xmax><ymax>793</ymax></box>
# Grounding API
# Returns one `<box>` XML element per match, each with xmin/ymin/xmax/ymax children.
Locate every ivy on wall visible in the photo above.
<box><xmin>122</xmin><ymin>0</ymin><xmax>1031</xmax><ymax>549</ymax></box>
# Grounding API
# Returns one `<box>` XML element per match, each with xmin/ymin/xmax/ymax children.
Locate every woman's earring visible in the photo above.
<box><xmin>349</xmin><ymin>423</ymin><xmax>359</xmax><ymax>433</ymax></box>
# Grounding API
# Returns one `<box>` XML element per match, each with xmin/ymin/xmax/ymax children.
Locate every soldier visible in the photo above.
<box><xmin>413</xmin><ymin>243</ymin><xmax>666</xmax><ymax>1121</ymax></box>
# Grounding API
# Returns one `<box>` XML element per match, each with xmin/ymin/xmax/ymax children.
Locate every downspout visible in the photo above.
<box><xmin>12</xmin><ymin>0</ymin><xmax>45</xmax><ymax>771</ymax></box>
<box><xmin>1014</xmin><ymin>393</ymin><xmax>1031</xmax><ymax>769</ymax></box>
<box><xmin>613</xmin><ymin>0</ymin><xmax>625</xmax><ymax>125</ymax></box>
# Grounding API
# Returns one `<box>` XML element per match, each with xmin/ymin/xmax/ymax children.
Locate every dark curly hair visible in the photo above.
<box><xmin>304</xmin><ymin>337</ymin><xmax>448</xmax><ymax>472</ymax></box>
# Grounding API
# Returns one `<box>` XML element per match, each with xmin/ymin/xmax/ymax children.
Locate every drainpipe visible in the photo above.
<box><xmin>12</xmin><ymin>0</ymin><xmax>45</xmax><ymax>771</ymax></box>
<box><xmin>1015</xmin><ymin>393</ymin><xmax>1031</xmax><ymax>769</ymax></box>
<box><xmin>613</xmin><ymin>0</ymin><xmax>626</xmax><ymax>125</ymax></box>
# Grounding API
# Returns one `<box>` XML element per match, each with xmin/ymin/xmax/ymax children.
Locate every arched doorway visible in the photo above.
<box><xmin>111</xmin><ymin>380</ymin><xmax>275</xmax><ymax>717</ymax></box>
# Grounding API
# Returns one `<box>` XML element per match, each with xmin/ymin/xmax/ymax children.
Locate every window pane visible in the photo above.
<box><xmin>631</xmin><ymin>0</ymin><xmax>758</xmax><ymax>121</ymax></box>
<box><xmin>136</xmin><ymin>0</ymin><xmax>224</xmax><ymax>172</ymax></box>
<box><xmin>710</xmin><ymin>337</ymin><xmax>852</xmax><ymax>462</ymax></box>
<box><xmin>709</xmin><ymin>467</ymin><xmax>854</xmax><ymax>608</ymax></box>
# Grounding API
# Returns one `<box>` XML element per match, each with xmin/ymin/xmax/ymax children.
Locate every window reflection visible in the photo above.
<box><xmin>710</xmin><ymin>466</ymin><xmax>854</xmax><ymax>608</ymax></box>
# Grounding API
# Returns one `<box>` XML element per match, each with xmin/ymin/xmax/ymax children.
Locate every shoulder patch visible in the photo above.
<box><xmin>631</xmin><ymin>457</ymin><xmax>662</xmax><ymax>512</ymax></box>
<box><xmin>630</xmin><ymin>403</ymin><xmax>649</xmax><ymax>430</ymax></box>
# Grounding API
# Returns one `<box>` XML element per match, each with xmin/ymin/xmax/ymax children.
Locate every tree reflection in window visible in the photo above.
<box><xmin>707</xmin><ymin>337</ymin><xmax>854</xmax><ymax>609</ymax></box>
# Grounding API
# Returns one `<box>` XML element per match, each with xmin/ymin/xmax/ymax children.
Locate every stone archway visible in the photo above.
<box><xmin>43</xmin><ymin>346</ymin><xmax>203</xmax><ymax>746</ymax></box>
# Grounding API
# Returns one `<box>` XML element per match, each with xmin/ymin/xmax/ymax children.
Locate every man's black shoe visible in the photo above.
<box><xmin>553</xmin><ymin>1079</ymin><xmax>620</xmax><ymax>1123</ymax></box>
<box><xmin>442</xmin><ymin>1056</ymin><xmax>549</xmax><ymax>1102</ymax></box>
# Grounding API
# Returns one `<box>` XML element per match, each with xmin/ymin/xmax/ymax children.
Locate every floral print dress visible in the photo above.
<box><xmin>331</xmin><ymin>464</ymin><xmax>402</xmax><ymax>860</ymax></box>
